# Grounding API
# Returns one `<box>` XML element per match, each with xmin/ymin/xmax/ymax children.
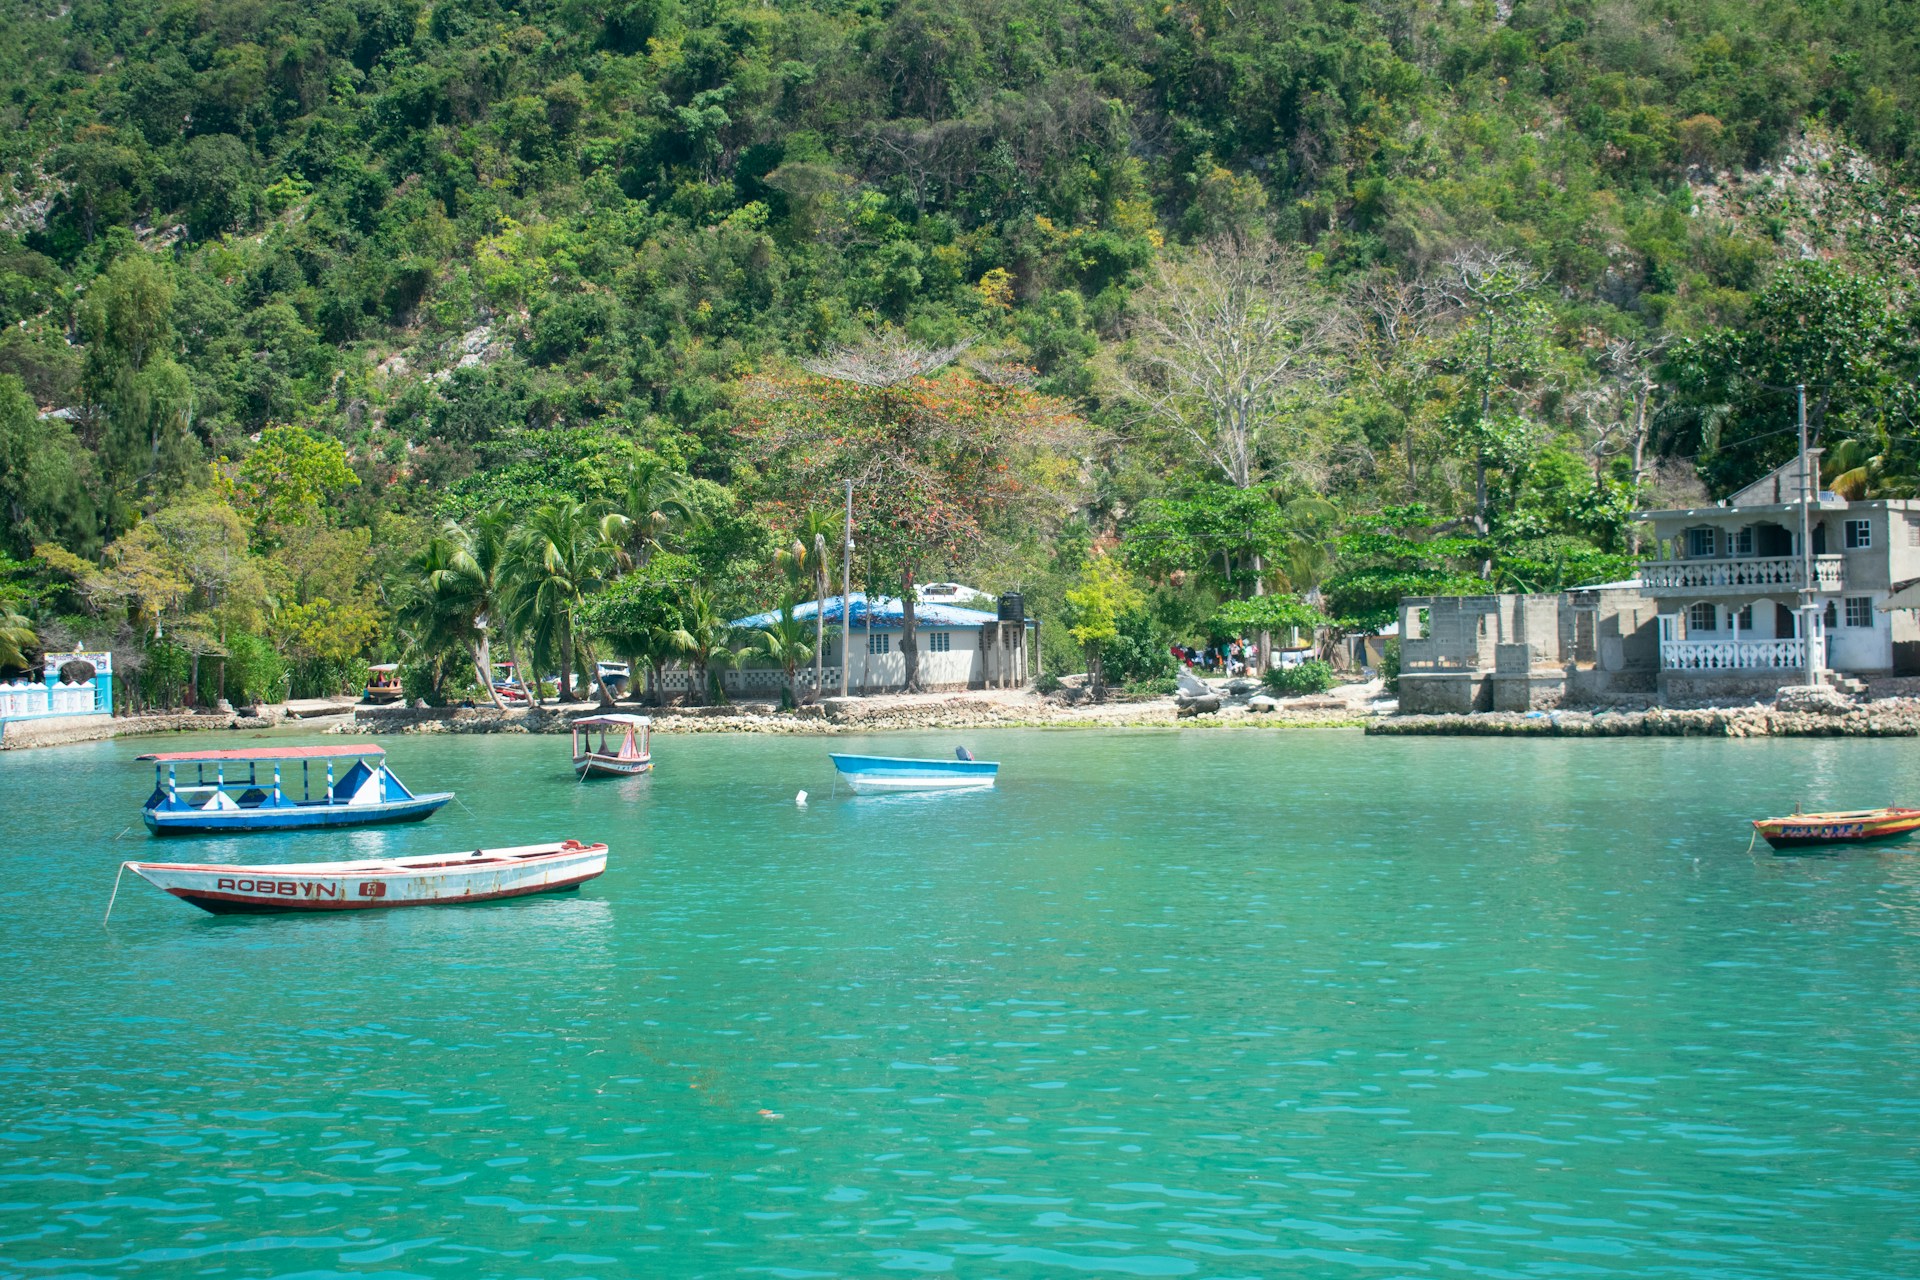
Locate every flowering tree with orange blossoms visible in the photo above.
<box><xmin>735</xmin><ymin>366</ymin><xmax>1091</xmax><ymax>692</ymax></box>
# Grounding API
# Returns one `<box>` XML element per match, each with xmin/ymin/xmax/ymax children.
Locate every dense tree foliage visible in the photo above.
<box><xmin>6</xmin><ymin>0</ymin><xmax>1920</xmax><ymax>688</ymax></box>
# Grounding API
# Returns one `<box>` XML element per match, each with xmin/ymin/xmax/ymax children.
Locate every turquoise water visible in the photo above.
<box><xmin>3</xmin><ymin>728</ymin><xmax>1919</xmax><ymax>1278</ymax></box>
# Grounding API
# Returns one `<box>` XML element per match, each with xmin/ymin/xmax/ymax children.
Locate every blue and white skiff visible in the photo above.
<box><xmin>138</xmin><ymin>744</ymin><xmax>453</xmax><ymax>835</ymax></box>
<box><xmin>828</xmin><ymin>753</ymin><xmax>998</xmax><ymax>794</ymax></box>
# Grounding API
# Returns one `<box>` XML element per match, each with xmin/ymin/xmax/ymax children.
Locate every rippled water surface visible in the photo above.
<box><xmin>4</xmin><ymin>727</ymin><xmax>1920</xmax><ymax>1278</ymax></box>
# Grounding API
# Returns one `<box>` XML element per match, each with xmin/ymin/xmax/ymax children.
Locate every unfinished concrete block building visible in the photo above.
<box><xmin>1395</xmin><ymin>585</ymin><xmax>1660</xmax><ymax>714</ymax></box>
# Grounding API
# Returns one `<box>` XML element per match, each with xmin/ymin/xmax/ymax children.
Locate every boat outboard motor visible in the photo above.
<box><xmin>956</xmin><ymin>746</ymin><xmax>974</xmax><ymax>761</ymax></box>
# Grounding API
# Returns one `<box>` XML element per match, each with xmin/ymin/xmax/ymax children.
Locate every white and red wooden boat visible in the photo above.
<box><xmin>117</xmin><ymin>839</ymin><xmax>608</xmax><ymax>915</ymax></box>
<box><xmin>571</xmin><ymin>713</ymin><xmax>652</xmax><ymax>778</ymax></box>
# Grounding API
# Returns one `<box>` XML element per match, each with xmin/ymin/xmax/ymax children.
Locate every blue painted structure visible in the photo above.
<box><xmin>0</xmin><ymin>650</ymin><xmax>113</xmax><ymax>723</ymax></box>
<box><xmin>139</xmin><ymin>744</ymin><xmax>453</xmax><ymax>836</ymax></box>
<box><xmin>732</xmin><ymin>594</ymin><xmax>1014</xmax><ymax>631</ymax></box>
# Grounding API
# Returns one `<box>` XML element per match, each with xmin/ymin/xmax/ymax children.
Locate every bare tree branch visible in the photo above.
<box><xmin>1102</xmin><ymin>235</ymin><xmax>1349</xmax><ymax>490</ymax></box>
<box><xmin>802</xmin><ymin>332</ymin><xmax>975</xmax><ymax>387</ymax></box>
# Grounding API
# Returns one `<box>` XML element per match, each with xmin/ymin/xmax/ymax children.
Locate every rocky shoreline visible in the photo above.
<box><xmin>340</xmin><ymin>692</ymin><xmax>1375</xmax><ymax>736</ymax></box>
<box><xmin>13</xmin><ymin>684</ymin><xmax>1916</xmax><ymax>750</ymax></box>
<box><xmin>1370</xmin><ymin>697</ymin><xmax>1920</xmax><ymax>738</ymax></box>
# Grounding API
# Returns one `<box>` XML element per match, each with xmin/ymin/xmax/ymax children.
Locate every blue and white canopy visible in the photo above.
<box><xmin>730</xmin><ymin>593</ymin><xmax>1022</xmax><ymax>631</ymax></box>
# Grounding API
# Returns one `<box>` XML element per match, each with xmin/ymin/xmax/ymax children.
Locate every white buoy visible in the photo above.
<box><xmin>795</xmin><ymin>790</ymin><xmax>808</xmax><ymax>807</ymax></box>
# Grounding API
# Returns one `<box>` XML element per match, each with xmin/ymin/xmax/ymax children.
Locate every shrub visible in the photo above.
<box><xmin>1119</xmin><ymin>674</ymin><xmax>1177</xmax><ymax>698</ymax></box>
<box><xmin>1262</xmin><ymin>658</ymin><xmax>1336</xmax><ymax>695</ymax></box>
<box><xmin>400</xmin><ymin>658</ymin><xmax>442</xmax><ymax>706</ymax></box>
<box><xmin>223</xmin><ymin>632</ymin><xmax>288</xmax><ymax>706</ymax></box>
<box><xmin>1034</xmin><ymin>671</ymin><xmax>1063</xmax><ymax>695</ymax></box>
<box><xmin>1098</xmin><ymin>606</ymin><xmax>1176</xmax><ymax>685</ymax></box>
<box><xmin>1380</xmin><ymin>637</ymin><xmax>1401</xmax><ymax>693</ymax></box>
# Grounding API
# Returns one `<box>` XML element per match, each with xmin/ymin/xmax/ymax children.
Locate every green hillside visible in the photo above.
<box><xmin>3</xmin><ymin>0</ymin><xmax>1919</xmax><ymax>703</ymax></box>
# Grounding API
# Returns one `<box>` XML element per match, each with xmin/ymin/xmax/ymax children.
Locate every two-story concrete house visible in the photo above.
<box><xmin>1394</xmin><ymin>452</ymin><xmax>1920</xmax><ymax>711</ymax></box>
<box><xmin>1637</xmin><ymin>451</ymin><xmax>1920</xmax><ymax>698</ymax></box>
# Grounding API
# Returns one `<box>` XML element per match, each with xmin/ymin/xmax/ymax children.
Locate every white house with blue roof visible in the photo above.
<box><xmin>694</xmin><ymin>593</ymin><xmax>1034</xmax><ymax>696</ymax></box>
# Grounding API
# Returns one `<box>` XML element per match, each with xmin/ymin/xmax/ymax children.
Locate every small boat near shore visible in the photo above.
<box><xmin>138</xmin><ymin>744</ymin><xmax>453</xmax><ymax>835</ymax></box>
<box><xmin>571</xmin><ymin>713</ymin><xmax>652</xmax><ymax>778</ymax></box>
<box><xmin>1752</xmin><ymin>806</ymin><xmax>1920</xmax><ymax>849</ymax></box>
<box><xmin>363</xmin><ymin>662</ymin><xmax>404</xmax><ymax>703</ymax></box>
<box><xmin>117</xmin><ymin>839</ymin><xmax>608</xmax><ymax>914</ymax></box>
<box><xmin>829</xmin><ymin>751</ymin><xmax>998</xmax><ymax>794</ymax></box>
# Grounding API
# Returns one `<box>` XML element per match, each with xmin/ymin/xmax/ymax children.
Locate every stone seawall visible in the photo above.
<box><xmin>0</xmin><ymin>706</ymin><xmax>292</xmax><ymax>750</ymax></box>
<box><xmin>1369</xmin><ymin>704</ymin><xmax>1920</xmax><ymax>738</ymax></box>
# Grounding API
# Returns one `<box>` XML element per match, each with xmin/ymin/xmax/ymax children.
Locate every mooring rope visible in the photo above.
<box><xmin>103</xmin><ymin>862</ymin><xmax>130</xmax><ymax>925</ymax></box>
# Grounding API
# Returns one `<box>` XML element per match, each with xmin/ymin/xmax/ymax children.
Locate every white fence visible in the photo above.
<box><xmin>1641</xmin><ymin>555</ymin><xmax>1843</xmax><ymax>592</ymax></box>
<box><xmin>0</xmin><ymin>678</ymin><xmax>106</xmax><ymax>719</ymax></box>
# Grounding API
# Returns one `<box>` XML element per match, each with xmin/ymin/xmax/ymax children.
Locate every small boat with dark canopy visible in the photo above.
<box><xmin>138</xmin><ymin>744</ymin><xmax>453</xmax><ymax>835</ymax></box>
<box><xmin>1752</xmin><ymin>806</ymin><xmax>1920</xmax><ymax>849</ymax></box>
<box><xmin>571</xmin><ymin>714</ymin><xmax>652</xmax><ymax>778</ymax></box>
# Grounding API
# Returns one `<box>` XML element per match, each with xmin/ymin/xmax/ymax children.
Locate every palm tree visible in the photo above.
<box><xmin>467</xmin><ymin>506</ymin><xmax>529</xmax><ymax>706</ymax></box>
<box><xmin>411</xmin><ymin>513</ymin><xmax>515</xmax><ymax>710</ymax></box>
<box><xmin>511</xmin><ymin>501</ymin><xmax>629</xmax><ymax>705</ymax></box>
<box><xmin>744</xmin><ymin>602</ymin><xmax>817</xmax><ymax>710</ymax></box>
<box><xmin>0</xmin><ymin>611</ymin><xmax>37</xmax><ymax>673</ymax></box>
<box><xmin>796</xmin><ymin>507</ymin><xmax>840</xmax><ymax>701</ymax></box>
<box><xmin>669</xmin><ymin>588</ymin><xmax>738</xmax><ymax>706</ymax></box>
<box><xmin>632</xmin><ymin>621</ymin><xmax>683</xmax><ymax>708</ymax></box>
<box><xmin>620</xmin><ymin>452</ymin><xmax>691</xmax><ymax>567</ymax></box>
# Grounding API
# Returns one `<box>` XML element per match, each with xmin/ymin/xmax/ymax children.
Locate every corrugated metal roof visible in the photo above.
<box><xmin>730</xmin><ymin>593</ymin><xmax>1016</xmax><ymax>631</ymax></box>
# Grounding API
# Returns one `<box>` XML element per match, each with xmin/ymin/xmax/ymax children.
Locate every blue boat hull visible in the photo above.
<box><xmin>828</xmin><ymin>754</ymin><xmax>998</xmax><ymax>793</ymax></box>
<box><xmin>143</xmin><ymin>793</ymin><xmax>454</xmax><ymax>835</ymax></box>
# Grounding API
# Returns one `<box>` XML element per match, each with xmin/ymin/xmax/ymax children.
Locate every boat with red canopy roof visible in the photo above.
<box><xmin>137</xmin><ymin>743</ymin><xmax>453</xmax><ymax>835</ymax></box>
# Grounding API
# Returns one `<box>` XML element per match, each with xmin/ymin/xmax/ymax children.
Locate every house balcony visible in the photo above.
<box><xmin>1658</xmin><ymin>635</ymin><xmax>1824</xmax><ymax>672</ymax></box>
<box><xmin>1639</xmin><ymin>554</ymin><xmax>1843</xmax><ymax>595</ymax></box>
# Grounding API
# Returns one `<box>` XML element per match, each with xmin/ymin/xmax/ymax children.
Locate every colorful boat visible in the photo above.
<box><xmin>138</xmin><ymin>744</ymin><xmax>454</xmax><ymax>835</ymax></box>
<box><xmin>571</xmin><ymin>713</ymin><xmax>652</xmax><ymax>778</ymax></box>
<box><xmin>118</xmin><ymin>839</ymin><xmax>607</xmax><ymax>914</ymax></box>
<box><xmin>363</xmin><ymin>663</ymin><xmax>404</xmax><ymax>703</ymax></box>
<box><xmin>829</xmin><ymin>751</ymin><xmax>998</xmax><ymax>794</ymax></box>
<box><xmin>492</xmin><ymin>662</ymin><xmax>531</xmax><ymax>705</ymax></box>
<box><xmin>1752</xmin><ymin>807</ymin><xmax>1920</xmax><ymax>849</ymax></box>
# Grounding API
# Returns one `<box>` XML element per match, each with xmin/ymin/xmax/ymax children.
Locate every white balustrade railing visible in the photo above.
<box><xmin>1641</xmin><ymin>555</ymin><xmax>1843</xmax><ymax>592</ymax></box>
<box><xmin>0</xmin><ymin>678</ymin><xmax>104</xmax><ymax>719</ymax></box>
<box><xmin>1660</xmin><ymin>637</ymin><xmax>1821</xmax><ymax>671</ymax></box>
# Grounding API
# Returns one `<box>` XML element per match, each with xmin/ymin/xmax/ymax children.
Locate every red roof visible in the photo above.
<box><xmin>137</xmin><ymin>743</ymin><xmax>386</xmax><ymax>763</ymax></box>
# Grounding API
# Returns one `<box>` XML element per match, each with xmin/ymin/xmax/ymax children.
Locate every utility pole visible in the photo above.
<box><xmin>839</xmin><ymin>480</ymin><xmax>854</xmax><ymax>699</ymax></box>
<box><xmin>1798</xmin><ymin>383</ymin><xmax>1819</xmax><ymax>688</ymax></box>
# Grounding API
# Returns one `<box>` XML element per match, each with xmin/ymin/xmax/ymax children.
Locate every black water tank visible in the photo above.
<box><xmin>998</xmin><ymin>593</ymin><xmax>1025</xmax><ymax>622</ymax></box>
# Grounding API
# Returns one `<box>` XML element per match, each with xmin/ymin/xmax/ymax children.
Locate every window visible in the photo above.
<box><xmin>1686</xmin><ymin>527</ymin><xmax>1716</xmax><ymax>558</ymax></box>
<box><xmin>1908</xmin><ymin>517</ymin><xmax>1920</xmax><ymax>547</ymax></box>
<box><xmin>1846</xmin><ymin>596</ymin><xmax>1874</xmax><ymax>628</ymax></box>
<box><xmin>1845</xmin><ymin>518</ymin><xmax>1872</xmax><ymax>549</ymax></box>
<box><xmin>1732</xmin><ymin>527</ymin><xmax>1753</xmax><ymax>556</ymax></box>
<box><xmin>867</xmin><ymin>632</ymin><xmax>890</xmax><ymax>654</ymax></box>
<box><xmin>1687</xmin><ymin>602</ymin><xmax>1718</xmax><ymax>632</ymax></box>
<box><xmin>1735</xmin><ymin>605</ymin><xmax>1753</xmax><ymax>631</ymax></box>
<box><xmin>1825</xmin><ymin>600</ymin><xmax>1839</xmax><ymax>629</ymax></box>
<box><xmin>927</xmin><ymin>632</ymin><xmax>951</xmax><ymax>653</ymax></box>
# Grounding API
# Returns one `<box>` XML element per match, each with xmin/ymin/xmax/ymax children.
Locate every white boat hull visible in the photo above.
<box><xmin>841</xmin><ymin>773</ymin><xmax>996</xmax><ymax>794</ymax></box>
<box><xmin>124</xmin><ymin>840</ymin><xmax>607</xmax><ymax>914</ymax></box>
<box><xmin>574</xmin><ymin>753</ymin><xmax>652</xmax><ymax>778</ymax></box>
